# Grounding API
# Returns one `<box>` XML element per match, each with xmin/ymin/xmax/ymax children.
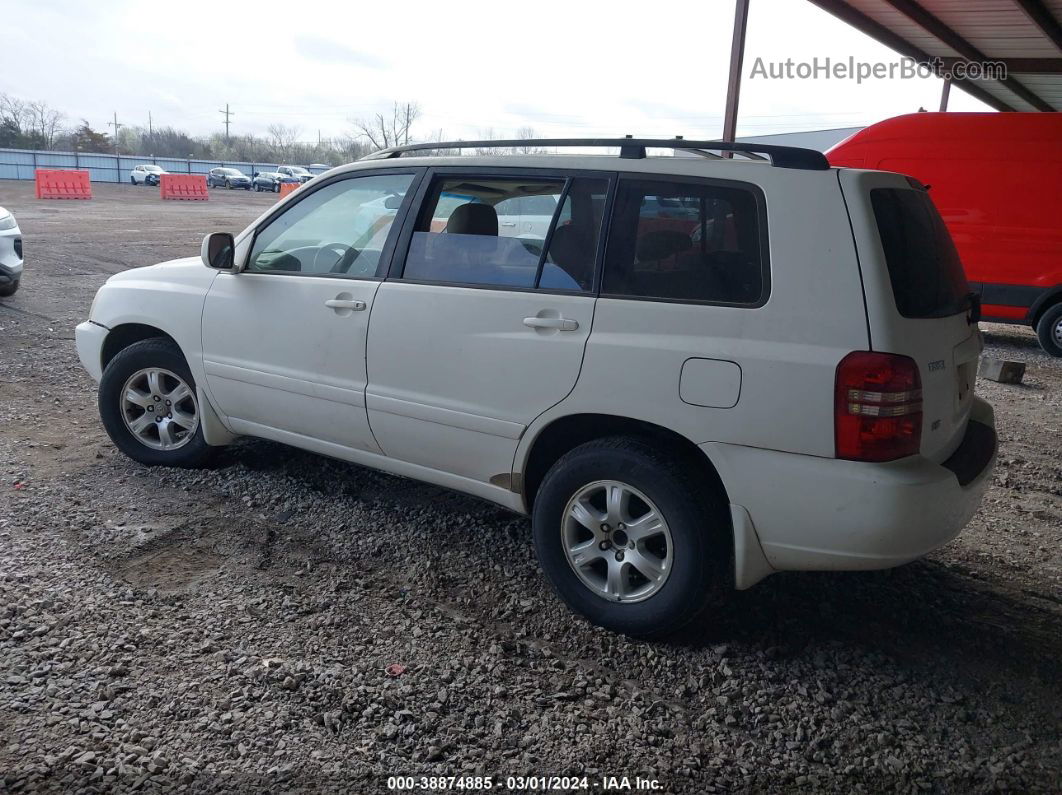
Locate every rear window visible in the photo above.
<box><xmin>871</xmin><ymin>188</ymin><xmax>970</xmax><ymax>318</ymax></box>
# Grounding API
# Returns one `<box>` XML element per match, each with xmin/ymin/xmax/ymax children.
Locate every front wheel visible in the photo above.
<box><xmin>98</xmin><ymin>338</ymin><xmax>214</xmax><ymax>468</ymax></box>
<box><xmin>532</xmin><ymin>437</ymin><xmax>728</xmax><ymax>638</ymax></box>
<box><xmin>130</xmin><ymin>176</ymin><xmax>136</xmax><ymax>185</ymax></box>
<box><xmin>0</xmin><ymin>279</ymin><xmax>19</xmax><ymax>297</ymax></box>
<box><xmin>1035</xmin><ymin>303</ymin><xmax>1062</xmax><ymax>357</ymax></box>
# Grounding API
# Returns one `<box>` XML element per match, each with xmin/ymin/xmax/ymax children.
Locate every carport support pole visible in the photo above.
<box><xmin>939</xmin><ymin>76</ymin><xmax>952</xmax><ymax>111</ymax></box>
<box><xmin>722</xmin><ymin>0</ymin><xmax>751</xmax><ymax>157</ymax></box>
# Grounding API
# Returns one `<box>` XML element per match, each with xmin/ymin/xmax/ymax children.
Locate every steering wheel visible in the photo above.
<box><xmin>312</xmin><ymin>243</ymin><xmax>357</xmax><ymax>274</ymax></box>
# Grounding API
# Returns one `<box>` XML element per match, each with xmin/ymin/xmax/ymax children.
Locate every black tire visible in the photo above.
<box><xmin>225</xmin><ymin>180</ymin><xmax>231</xmax><ymax>189</ymax></box>
<box><xmin>98</xmin><ymin>338</ymin><xmax>214</xmax><ymax>468</ymax></box>
<box><xmin>0</xmin><ymin>279</ymin><xmax>18</xmax><ymax>297</ymax></box>
<box><xmin>130</xmin><ymin>176</ymin><xmax>136</xmax><ymax>185</ymax></box>
<box><xmin>273</xmin><ymin>183</ymin><xmax>280</xmax><ymax>193</ymax></box>
<box><xmin>1035</xmin><ymin>302</ymin><xmax>1062</xmax><ymax>357</ymax></box>
<box><xmin>532</xmin><ymin>436</ymin><xmax>728</xmax><ymax>638</ymax></box>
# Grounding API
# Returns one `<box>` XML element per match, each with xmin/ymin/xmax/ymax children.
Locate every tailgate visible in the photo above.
<box><xmin>838</xmin><ymin>168</ymin><xmax>981</xmax><ymax>463</ymax></box>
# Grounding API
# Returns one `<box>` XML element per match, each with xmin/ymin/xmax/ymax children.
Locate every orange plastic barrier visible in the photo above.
<box><xmin>160</xmin><ymin>174</ymin><xmax>209</xmax><ymax>201</ymax></box>
<box><xmin>278</xmin><ymin>182</ymin><xmax>300</xmax><ymax>198</ymax></box>
<box><xmin>35</xmin><ymin>169</ymin><xmax>92</xmax><ymax>200</ymax></box>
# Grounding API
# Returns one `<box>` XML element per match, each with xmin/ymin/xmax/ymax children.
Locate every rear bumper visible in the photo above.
<box><xmin>75</xmin><ymin>320</ymin><xmax>109</xmax><ymax>382</ymax></box>
<box><xmin>706</xmin><ymin>397</ymin><xmax>997</xmax><ymax>582</ymax></box>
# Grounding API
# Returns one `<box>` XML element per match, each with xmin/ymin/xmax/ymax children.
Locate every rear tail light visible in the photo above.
<box><xmin>835</xmin><ymin>351</ymin><xmax>922</xmax><ymax>462</ymax></box>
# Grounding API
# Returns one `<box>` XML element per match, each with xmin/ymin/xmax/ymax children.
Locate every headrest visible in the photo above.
<box><xmin>548</xmin><ymin>224</ymin><xmax>591</xmax><ymax>267</ymax></box>
<box><xmin>636</xmin><ymin>229</ymin><xmax>692</xmax><ymax>262</ymax></box>
<box><xmin>447</xmin><ymin>203</ymin><xmax>498</xmax><ymax>236</ymax></box>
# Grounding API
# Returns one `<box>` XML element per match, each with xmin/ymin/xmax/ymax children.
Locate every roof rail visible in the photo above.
<box><xmin>364</xmin><ymin>137</ymin><xmax>829</xmax><ymax>170</ymax></box>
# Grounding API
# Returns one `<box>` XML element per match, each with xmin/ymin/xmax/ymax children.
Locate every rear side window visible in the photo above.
<box><xmin>602</xmin><ymin>179</ymin><xmax>767</xmax><ymax>305</ymax></box>
<box><xmin>402</xmin><ymin>176</ymin><xmax>608</xmax><ymax>291</ymax></box>
<box><xmin>870</xmin><ymin>188</ymin><xmax>971</xmax><ymax>318</ymax></box>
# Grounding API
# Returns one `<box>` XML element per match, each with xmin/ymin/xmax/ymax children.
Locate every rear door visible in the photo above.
<box><xmin>839</xmin><ymin>169</ymin><xmax>980</xmax><ymax>462</ymax></box>
<box><xmin>364</xmin><ymin>169</ymin><xmax>611</xmax><ymax>484</ymax></box>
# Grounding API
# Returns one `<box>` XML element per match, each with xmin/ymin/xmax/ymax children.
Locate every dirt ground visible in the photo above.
<box><xmin>0</xmin><ymin>179</ymin><xmax>1059</xmax><ymax>793</ymax></box>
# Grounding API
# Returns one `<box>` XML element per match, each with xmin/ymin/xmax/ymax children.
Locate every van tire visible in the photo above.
<box><xmin>532</xmin><ymin>436</ymin><xmax>728</xmax><ymax>638</ymax></box>
<box><xmin>1035</xmin><ymin>303</ymin><xmax>1062</xmax><ymax>357</ymax></box>
<box><xmin>98</xmin><ymin>338</ymin><xmax>214</xmax><ymax>468</ymax></box>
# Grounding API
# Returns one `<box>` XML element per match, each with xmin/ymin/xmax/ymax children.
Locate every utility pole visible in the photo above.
<box><xmin>147</xmin><ymin>111</ymin><xmax>154</xmax><ymax>154</ymax></box>
<box><xmin>108</xmin><ymin>112</ymin><xmax>123</xmax><ymax>155</ymax></box>
<box><xmin>219</xmin><ymin>103</ymin><xmax>233</xmax><ymax>141</ymax></box>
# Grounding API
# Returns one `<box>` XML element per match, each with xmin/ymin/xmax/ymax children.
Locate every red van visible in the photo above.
<box><xmin>827</xmin><ymin>113</ymin><xmax>1062</xmax><ymax>356</ymax></box>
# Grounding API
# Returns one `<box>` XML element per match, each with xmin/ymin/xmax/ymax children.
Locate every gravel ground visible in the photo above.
<box><xmin>0</xmin><ymin>180</ymin><xmax>1059</xmax><ymax>794</ymax></box>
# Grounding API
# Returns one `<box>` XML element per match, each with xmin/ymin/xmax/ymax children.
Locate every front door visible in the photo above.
<box><xmin>201</xmin><ymin>170</ymin><xmax>419</xmax><ymax>452</ymax></box>
<box><xmin>365</xmin><ymin>171</ymin><xmax>611</xmax><ymax>483</ymax></box>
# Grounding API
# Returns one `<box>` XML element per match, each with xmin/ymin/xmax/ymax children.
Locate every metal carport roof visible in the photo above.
<box><xmin>806</xmin><ymin>0</ymin><xmax>1062</xmax><ymax>111</ymax></box>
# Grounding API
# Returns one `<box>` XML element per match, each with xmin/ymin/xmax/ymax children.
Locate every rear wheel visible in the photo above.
<box><xmin>130</xmin><ymin>176</ymin><xmax>136</xmax><ymax>185</ymax></box>
<box><xmin>1036</xmin><ymin>303</ymin><xmax>1062</xmax><ymax>357</ymax></box>
<box><xmin>532</xmin><ymin>437</ymin><xmax>728</xmax><ymax>638</ymax></box>
<box><xmin>0</xmin><ymin>279</ymin><xmax>19</xmax><ymax>297</ymax></box>
<box><xmin>98</xmin><ymin>338</ymin><xmax>213</xmax><ymax>468</ymax></box>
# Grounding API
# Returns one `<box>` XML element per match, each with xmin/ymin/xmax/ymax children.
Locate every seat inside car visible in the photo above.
<box><xmin>446</xmin><ymin>203</ymin><xmax>498</xmax><ymax>236</ymax></box>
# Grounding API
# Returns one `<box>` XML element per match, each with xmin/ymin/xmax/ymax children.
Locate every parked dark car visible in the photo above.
<box><xmin>207</xmin><ymin>168</ymin><xmax>252</xmax><ymax>190</ymax></box>
<box><xmin>252</xmin><ymin>171</ymin><xmax>299</xmax><ymax>192</ymax></box>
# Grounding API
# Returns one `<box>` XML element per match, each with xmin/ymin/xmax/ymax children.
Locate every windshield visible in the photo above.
<box><xmin>144</xmin><ymin>166</ymin><xmax>163</xmax><ymax>173</ymax></box>
<box><xmin>219</xmin><ymin>168</ymin><xmax>241</xmax><ymax>176</ymax></box>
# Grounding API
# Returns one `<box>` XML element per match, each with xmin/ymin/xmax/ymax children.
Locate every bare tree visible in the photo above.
<box><xmin>267</xmin><ymin>123</ymin><xmax>301</xmax><ymax>160</ymax></box>
<box><xmin>352</xmin><ymin>102</ymin><xmax>421</xmax><ymax>151</ymax></box>
<box><xmin>512</xmin><ymin>126</ymin><xmax>546</xmax><ymax>154</ymax></box>
<box><xmin>26</xmin><ymin>100</ymin><xmax>65</xmax><ymax>149</ymax></box>
<box><xmin>0</xmin><ymin>93</ymin><xmax>31</xmax><ymax>134</ymax></box>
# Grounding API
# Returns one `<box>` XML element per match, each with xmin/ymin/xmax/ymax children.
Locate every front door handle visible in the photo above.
<box><xmin>500</xmin><ymin>221</ymin><xmax>517</xmax><ymax>227</ymax></box>
<box><xmin>325</xmin><ymin>298</ymin><xmax>366</xmax><ymax>311</ymax></box>
<box><xmin>523</xmin><ymin>316</ymin><xmax>579</xmax><ymax>331</ymax></box>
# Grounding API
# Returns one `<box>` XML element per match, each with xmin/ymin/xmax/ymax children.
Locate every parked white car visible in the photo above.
<box><xmin>75</xmin><ymin>139</ymin><xmax>997</xmax><ymax>637</ymax></box>
<box><xmin>277</xmin><ymin>165</ymin><xmax>314</xmax><ymax>184</ymax></box>
<box><xmin>0</xmin><ymin>205</ymin><xmax>23</xmax><ymax>296</ymax></box>
<box><xmin>130</xmin><ymin>164</ymin><xmax>167</xmax><ymax>186</ymax></box>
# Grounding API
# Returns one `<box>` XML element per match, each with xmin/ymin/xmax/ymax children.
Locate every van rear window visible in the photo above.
<box><xmin>870</xmin><ymin>188</ymin><xmax>971</xmax><ymax>318</ymax></box>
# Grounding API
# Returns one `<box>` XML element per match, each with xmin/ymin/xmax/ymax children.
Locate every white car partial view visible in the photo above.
<box><xmin>75</xmin><ymin>138</ymin><xmax>997</xmax><ymax>638</ymax></box>
<box><xmin>0</xmin><ymin>205</ymin><xmax>23</xmax><ymax>297</ymax></box>
<box><xmin>130</xmin><ymin>164</ymin><xmax>167</xmax><ymax>186</ymax></box>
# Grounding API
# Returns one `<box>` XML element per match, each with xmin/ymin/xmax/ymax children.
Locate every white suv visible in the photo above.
<box><xmin>76</xmin><ymin>138</ymin><xmax>997</xmax><ymax>637</ymax></box>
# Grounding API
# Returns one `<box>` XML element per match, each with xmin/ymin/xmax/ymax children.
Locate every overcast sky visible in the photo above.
<box><xmin>0</xmin><ymin>0</ymin><xmax>991</xmax><ymax>144</ymax></box>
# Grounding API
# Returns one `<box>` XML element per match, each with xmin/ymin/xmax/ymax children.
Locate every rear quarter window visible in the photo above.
<box><xmin>870</xmin><ymin>188</ymin><xmax>971</xmax><ymax>318</ymax></box>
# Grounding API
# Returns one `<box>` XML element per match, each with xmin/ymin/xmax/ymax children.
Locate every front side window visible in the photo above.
<box><xmin>401</xmin><ymin>176</ymin><xmax>608</xmax><ymax>291</ymax></box>
<box><xmin>603</xmin><ymin>179</ymin><xmax>766</xmax><ymax>305</ymax></box>
<box><xmin>247</xmin><ymin>173</ymin><xmax>414</xmax><ymax>278</ymax></box>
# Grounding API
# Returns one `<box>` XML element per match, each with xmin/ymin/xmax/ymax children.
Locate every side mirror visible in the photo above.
<box><xmin>201</xmin><ymin>232</ymin><xmax>235</xmax><ymax>270</ymax></box>
<box><xmin>384</xmin><ymin>194</ymin><xmax>403</xmax><ymax>210</ymax></box>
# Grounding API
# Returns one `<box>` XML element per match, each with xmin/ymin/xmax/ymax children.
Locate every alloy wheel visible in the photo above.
<box><xmin>120</xmin><ymin>367</ymin><xmax>199</xmax><ymax>450</ymax></box>
<box><xmin>561</xmin><ymin>480</ymin><xmax>673</xmax><ymax>603</ymax></box>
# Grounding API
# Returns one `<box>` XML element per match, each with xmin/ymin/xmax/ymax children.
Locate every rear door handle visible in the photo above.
<box><xmin>325</xmin><ymin>298</ymin><xmax>366</xmax><ymax>310</ymax></box>
<box><xmin>523</xmin><ymin>316</ymin><xmax>579</xmax><ymax>331</ymax></box>
<box><xmin>501</xmin><ymin>221</ymin><xmax>517</xmax><ymax>227</ymax></box>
